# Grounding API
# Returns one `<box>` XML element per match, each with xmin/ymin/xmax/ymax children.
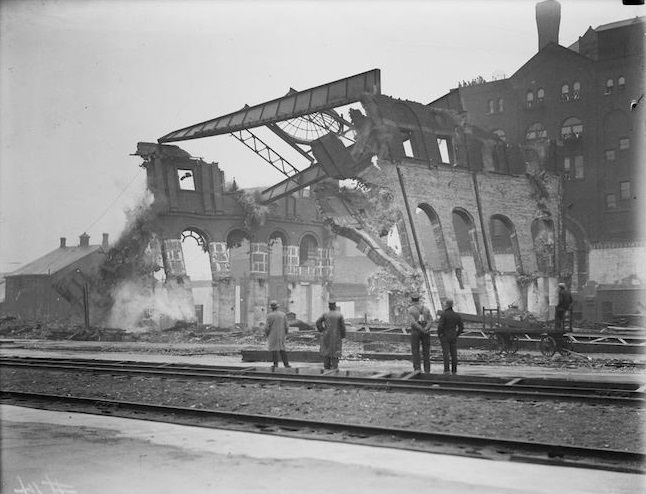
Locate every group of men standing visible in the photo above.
<box><xmin>265</xmin><ymin>282</ymin><xmax>572</xmax><ymax>374</ymax></box>
<box><xmin>264</xmin><ymin>293</ymin><xmax>462</xmax><ymax>375</ymax></box>
<box><xmin>408</xmin><ymin>293</ymin><xmax>464</xmax><ymax>375</ymax></box>
<box><xmin>265</xmin><ymin>299</ymin><xmax>346</xmax><ymax>370</ymax></box>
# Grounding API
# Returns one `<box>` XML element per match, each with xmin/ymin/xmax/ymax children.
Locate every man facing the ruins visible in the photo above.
<box><xmin>316</xmin><ymin>300</ymin><xmax>346</xmax><ymax>370</ymax></box>
<box><xmin>408</xmin><ymin>293</ymin><xmax>433</xmax><ymax>373</ymax></box>
<box><xmin>437</xmin><ymin>299</ymin><xmax>464</xmax><ymax>375</ymax></box>
<box><xmin>555</xmin><ymin>283</ymin><xmax>573</xmax><ymax>332</ymax></box>
<box><xmin>265</xmin><ymin>300</ymin><xmax>291</xmax><ymax>369</ymax></box>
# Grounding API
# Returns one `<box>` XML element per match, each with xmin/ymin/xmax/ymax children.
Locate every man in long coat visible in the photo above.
<box><xmin>555</xmin><ymin>283</ymin><xmax>573</xmax><ymax>332</ymax></box>
<box><xmin>408</xmin><ymin>293</ymin><xmax>433</xmax><ymax>373</ymax></box>
<box><xmin>437</xmin><ymin>299</ymin><xmax>464</xmax><ymax>375</ymax></box>
<box><xmin>265</xmin><ymin>300</ymin><xmax>290</xmax><ymax>368</ymax></box>
<box><xmin>316</xmin><ymin>300</ymin><xmax>346</xmax><ymax>370</ymax></box>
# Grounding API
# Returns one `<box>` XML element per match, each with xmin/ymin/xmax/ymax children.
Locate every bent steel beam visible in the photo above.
<box><xmin>158</xmin><ymin>69</ymin><xmax>380</xmax><ymax>143</ymax></box>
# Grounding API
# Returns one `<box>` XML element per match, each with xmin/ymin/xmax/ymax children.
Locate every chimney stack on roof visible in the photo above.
<box><xmin>536</xmin><ymin>0</ymin><xmax>561</xmax><ymax>51</ymax></box>
<box><xmin>102</xmin><ymin>233</ymin><xmax>109</xmax><ymax>250</ymax></box>
<box><xmin>60</xmin><ymin>237</ymin><xmax>66</xmax><ymax>248</ymax></box>
<box><xmin>79</xmin><ymin>232</ymin><xmax>90</xmax><ymax>247</ymax></box>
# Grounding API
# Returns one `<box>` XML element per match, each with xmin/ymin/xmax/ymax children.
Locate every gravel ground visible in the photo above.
<box><xmin>2</xmin><ymin>367</ymin><xmax>644</xmax><ymax>453</ymax></box>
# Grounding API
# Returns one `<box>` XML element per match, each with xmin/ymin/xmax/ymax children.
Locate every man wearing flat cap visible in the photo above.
<box><xmin>265</xmin><ymin>300</ymin><xmax>290</xmax><ymax>368</ymax></box>
<box><xmin>316</xmin><ymin>299</ymin><xmax>346</xmax><ymax>370</ymax></box>
<box><xmin>408</xmin><ymin>292</ymin><xmax>433</xmax><ymax>373</ymax></box>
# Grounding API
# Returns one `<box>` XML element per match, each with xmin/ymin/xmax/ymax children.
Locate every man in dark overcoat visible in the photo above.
<box><xmin>316</xmin><ymin>300</ymin><xmax>346</xmax><ymax>370</ymax></box>
<box><xmin>265</xmin><ymin>300</ymin><xmax>290</xmax><ymax>368</ymax></box>
<box><xmin>555</xmin><ymin>283</ymin><xmax>573</xmax><ymax>332</ymax></box>
<box><xmin>408</xmin><ymin>293</ymin><xmax>433</xmax><ymax>373</ymax></box>
<box><xmin>437</xmin><ymin>299</ymin><xmax>464</xmax><ymax>375</ymax></box>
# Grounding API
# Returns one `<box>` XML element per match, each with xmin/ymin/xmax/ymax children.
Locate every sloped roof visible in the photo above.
<box><xmin>595</xmin><ymin>16</ymin><xmax>644</xmax><ymax>32</ymax></box>
<box><xmin>8</xmin><ymin>245</ymin><xmax>105</xmax><ymax>277</ymax></box>
<box><xmin>511</xmin><ymin>42</ymin><xmax>592</xmax><ymax>80</ymax></box>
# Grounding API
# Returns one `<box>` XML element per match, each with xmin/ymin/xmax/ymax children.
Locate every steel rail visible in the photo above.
<box><xmin>1</xmin><ymin>390</ymin><xmax>643</xmax><ymax>474</ymax></box>
<box><xmin>1</xmin><ymin>356</ymin><xmax>644</xmax><ymax>406</ymax></box>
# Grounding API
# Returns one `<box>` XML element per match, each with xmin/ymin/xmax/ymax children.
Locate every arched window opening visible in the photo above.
<box><xmin>525</xmin><ymin>122</ymin><xmax>547</xmax><ymax>141</ymax></box>
<box><xmin>605</xmin><ymin>78</ymin><xmax>614</xmax><ymax>95</ymax></box>
<box><xmin>452</xmin><ymin>208</ymin><xmax>484</xmax><ymax>286</ymax></box>
<box><xmin>498</xmin><ymin>98</ymin><xmax>504</xmax><ymax>113</ymax></box>
<box><xmin>489</xmin><ymin>215</ymin><xmax>522</xmax><ymax>273</ymax></box>
<box><xmin>493</xmin><ymin>129</ymin><xmax>506</xmax><ymax>142</ymax></box>
<box><xmin>561</xmin><ymin>84</ymin><xmax>570</xmax><ymax>101</ymax></box>
<box><xmin>572</xmin><ymin>81</ymin><xmax>581</xmax><ymax>99</ymax></box>
<box><xmin>299</xmin><ymin>234</ymin><xmax>319</xmax><ymax>267</ymax></box>
<box><xmin>561</xmin><ymin>117</ymin><xmax>583</xmax><ymax>140</ymax></box>
<box><xmin>181</xmin><ymin>229</ymin><xmax>211</xmax><ymax>281</ymax></box>
<box><xmin>488</xmin><ymin>99</ymin><xmax>495</xmax><ymax>114</ymax></box>
<box><xmin>537</xmin><ymin>88</ymin><xmax>545</xmax><ymax>102</ymax></box>
<box><xmin>417</xmin><ymin>204</ymin><xmax>450</xmax><ymax>271</ymax></box>
<box><xmin>526</xmin><ymin>90</ymin><xmax>534</xmax><ymax>108</ymax></box>
<box><xmin>618</xmin><ymin>76</ymin><xmax>625</xmax><ymax>91</ymax></box>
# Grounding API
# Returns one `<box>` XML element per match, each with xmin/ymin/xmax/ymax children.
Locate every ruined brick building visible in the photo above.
<box><xmin>152</xmin><ymin>68</ymin><xmax>562</xmax><ymax>326</ymax></box>
<box><xmin>7</xmin><ymin>1</ymin><xmax>637</xmax><ymax>329</ymax></box>
<box><xmin>430</xmin><ymin>0</ymin><xmax>645</xmax><ymax>320</ymax></box>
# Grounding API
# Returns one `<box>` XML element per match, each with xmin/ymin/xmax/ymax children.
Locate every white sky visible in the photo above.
<box><xmin>1</xmin><ymin>0</ymin><xmax>644</xmax><ymax>273</ymax></box>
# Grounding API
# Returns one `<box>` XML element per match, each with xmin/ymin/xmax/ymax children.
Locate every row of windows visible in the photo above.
<box><xmin>605</xmin><ymin>76</ymin><xmax>626</xmax><ymax>95</ymax></box>
<box><xmin>525</xmin><ymin>117</ymin><xmax>583</xmax><ymax>141</ymax></box>
<box><xmin>487</xmin><ymin>76</ymin><xmax>629</xmax><ymax>114</ymax></box>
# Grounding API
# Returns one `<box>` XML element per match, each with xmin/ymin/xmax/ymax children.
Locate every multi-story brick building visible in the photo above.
<box><xmin>430</xmin><ymin>0</ymin><xmax>645</xmax><ymax>320</ymax></box>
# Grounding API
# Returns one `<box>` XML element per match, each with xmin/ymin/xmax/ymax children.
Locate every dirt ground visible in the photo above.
<box><xmin>2</xmin><ymin>321</ymin><xmax>645</xmax><ymax>453</ymax></box>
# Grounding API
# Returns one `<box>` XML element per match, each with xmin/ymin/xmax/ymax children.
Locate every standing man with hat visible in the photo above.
<box><xmin>437</xmin><ymin>299</ymin><xmax>464</xmax><ymax>375</ymax></box>
<box><xmin>408</xmin><ymin>293</ymin><xmax>433</xmax><ymax>373</ymax></box>
<box><xmin>316</xmin><ymin>299</ymin><xmax>346</xmax><ymax>370</ymax></box>
<box><xmin>265</xmin><ymin>300</ymin><xmax>291</xmax><ymax>368</ymax></box>
<box><xmin>555</xmin><ymin>283</ymin><xmax>573</xmax><ymax>333</ymax></box>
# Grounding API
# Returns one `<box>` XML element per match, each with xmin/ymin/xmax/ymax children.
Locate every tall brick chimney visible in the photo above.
<box><xmin>79</xmin><ymin>232</ymin><xmax>90</xmax><ymax>247</ymax></box>
<box><xmin>102</xmin><ymin>233</ymin><xmax>109</xmax><ymax>250</ymax></box>
<box><xmin>60</xmin><ymin>237</ymin><xmax>66</xmax><ymax>248</ymax></box>
<box><xmin>536</xmin><ymin>0</ymin><xmax>561</xmax><ymax>51</ymax></box>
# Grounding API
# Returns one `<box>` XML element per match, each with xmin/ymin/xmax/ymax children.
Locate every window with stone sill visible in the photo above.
<box><xmin>606</xmin><ymin>193</ymin><xmax>617</xmax><ymax>209</ymax></box>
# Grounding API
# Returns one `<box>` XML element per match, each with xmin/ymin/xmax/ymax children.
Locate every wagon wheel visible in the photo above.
<box><xmin>539</xmin><ymin>335</ymin><xmax>557</xmax><ymax>357</ymax></box>
<box><xmin>488</xmin><ymin>333</ymin><xmax>504</xmax><ymax>354</ymax></box>
<box><xmin>505</xmin><ymin>335</ymin><xmax>519</xmax><ymax>355</ymax></box>
<box><xmin>558</xmin><ymin>335</ymin><xmax>574</xmax><ymax>356</ymax></box>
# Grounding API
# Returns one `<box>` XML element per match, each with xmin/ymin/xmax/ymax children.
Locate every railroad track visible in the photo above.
<box><xmin>1</xmin><ymin>390</ymin><xmax>643</xmax><ymax>474</ymax></box>
<box><xmin>1</xmin><ymin>356</ymin><xmax>644</xmax><ymax>406</ymax></box>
